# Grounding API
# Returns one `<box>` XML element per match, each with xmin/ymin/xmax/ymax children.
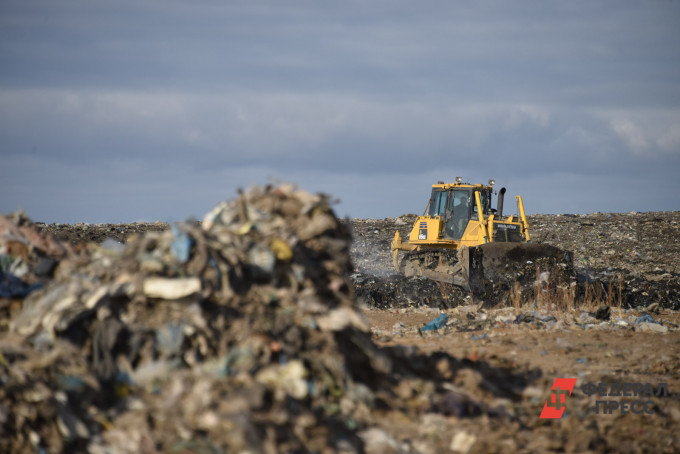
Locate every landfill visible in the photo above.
<box><xmin>351</xmin><ymin>212</ymin><xmax>680</xmax><ymax>310</ymax></box>
<box><xmin>1</xmin><ymin>187</ymin><xmax>679</xmax><ymax>453</ymax></box>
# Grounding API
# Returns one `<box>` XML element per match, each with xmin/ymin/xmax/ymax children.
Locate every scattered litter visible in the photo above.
<box><xmin>514</xmin><ymin>312</ymin><xmax>556</xmax><ymax>325</ymax></box>
<box><xmin>0</xmin><ymin>270</ymin><xmax>42</xmax><ymax>298</ymax></box>
<box><xmin>634</xmin><ymin>314</ymin><xmax>658</xmax><ymax>325</ymax></box>
<box><xmin>594</xmin><ymin>305</ymin><xmax>611</xmax><ymax>321</ymax></box>
<box><xmin>450</xmin><ymin>431</ymin><xmax>477</xmax><ymax>454</ymax></box>
<box><xmin>635</xmin><ymin>322</ymin><xmax>669</xmax><ymax>333</ymax></box>
<box><xmin>421</xmin><ymin>313</ymin><xmax>449</xmax><ymax>332</ymax></box>
<box><xmin>169</xmin><ymin>223</ymin><xmax>193</xmax><ymax>263</ymax></box>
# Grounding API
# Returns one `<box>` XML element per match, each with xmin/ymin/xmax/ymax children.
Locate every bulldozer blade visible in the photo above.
<box><xmin>396</xmin><ymin>247</ymin><xmax>472</xmax><ymax>291</ymax></box>
<box><xmin>395</xmin><ymin>242</ymin><xmax>572</xmax><ymax>303</ymax></box>
<box><xmin>420</xmin><ymin>268</ymin><xmax>471</xmax><ymax>291</ymax></box>
<box><xmin>465</xmin><ymin>242</ymin><xmax>573</xmax><ymax>296</ymax></box>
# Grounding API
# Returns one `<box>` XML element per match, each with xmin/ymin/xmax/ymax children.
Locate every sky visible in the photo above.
<box><xmin>1</xmin><ymin>0</ymin><xmax>679</xmax><ymax>223</ymax></box>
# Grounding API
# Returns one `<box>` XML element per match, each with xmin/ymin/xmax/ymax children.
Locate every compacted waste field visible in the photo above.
<box><xmin>1</xmin><ymin>186</ymin><xmax>678</xmax><ymax>453</ymax></box>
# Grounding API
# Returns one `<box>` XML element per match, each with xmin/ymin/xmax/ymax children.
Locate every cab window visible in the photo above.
<box><xmin>472</xmin><ymin>190</ymin><xmax>489</xmax><ymax>216</ymax></box>
<box><xmin>429</xmin><ymin>190</ymin><xmax>448</xmax><ymax>216</ymax></box>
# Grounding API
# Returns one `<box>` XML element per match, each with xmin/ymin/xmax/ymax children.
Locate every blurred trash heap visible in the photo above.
<box><xmin>0</xmin><ymin>184</ymin><xmax>524</xmax><ymax>453</ymax></box>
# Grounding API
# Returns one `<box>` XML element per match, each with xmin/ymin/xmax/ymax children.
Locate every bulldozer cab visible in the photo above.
<box><xmin>428</xmin><ymin>187</ymin><xmax>491</xmax><ymax>240</ymax></box>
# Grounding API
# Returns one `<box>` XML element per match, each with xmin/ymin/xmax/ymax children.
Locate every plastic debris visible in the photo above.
<box><xmin>142</xmin><ymin>276</ymin><xmax>201</xmax><ymax>299</ymax></box>
<box><xmin>421</xmin><ymin>313</ymin><xmax>449</xmax><ymax>332</ymax></box>
<box><xmin>0</xmin><ymin>270</ymin><xmax>42</xmax><ymax>298</ymax></box>
<box><xmin>169</xmin><ymin>223</ymin><xmax>193</xmax><ymax>263</ymax></box>
<box><xmin>450</xmin><ymin>431</ymin><xmax>477</xmax><ymax>454</ymax></box>
<box><xmin>634</xmin><ymin>314</ymin><xmax>657</xmax><ymax>325</ymax></box>
<box><xmin>635</xmin><ymin>322</ymin><xmax>669</xmax><ymax>333</ymax></box>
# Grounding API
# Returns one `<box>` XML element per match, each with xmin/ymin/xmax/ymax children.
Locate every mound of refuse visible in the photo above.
<box><xmin>1</xmin><ymin>185</ymin><xmax>535</xmax><ymax>453</ymax></box>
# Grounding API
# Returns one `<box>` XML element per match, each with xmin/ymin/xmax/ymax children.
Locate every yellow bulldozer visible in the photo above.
<box><xmin>392</xmin><ymin>177</ymin><xmax>568</xmax><ymax>296</ymax></box>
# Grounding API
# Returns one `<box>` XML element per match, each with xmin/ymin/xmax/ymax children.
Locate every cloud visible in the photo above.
<box><xmin>610</xmin><ymin>119</ymin><xmax>649</xmax><ymax>153</ymax></box>
<box><xmin>2</xmin><ymin>87</ymin><xmax>678</xmax><ymax>175</ymax></box>
<box><xmin>657</xmin><ymin>123</ymin><xmax>680</xmax><ymax>153</ymax></box>
<box><xmin>1</xmin><ymin>0</ymin><xmax>679</xmax><ymax>223</ymax></box>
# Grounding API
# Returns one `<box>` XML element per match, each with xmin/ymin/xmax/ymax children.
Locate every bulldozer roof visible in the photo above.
<box><xmin>431</xmin><ymin>181</ymin><xmax>493</xmax><ymax>190</ymax></box>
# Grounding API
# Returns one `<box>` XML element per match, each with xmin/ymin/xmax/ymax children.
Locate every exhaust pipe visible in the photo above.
<box><xmin>497</xmin><ymin>187</ymin><xmax>506</xmax><ymax>218</ymax></box>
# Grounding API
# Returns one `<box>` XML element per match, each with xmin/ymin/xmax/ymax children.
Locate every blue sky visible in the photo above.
<box><xmin>1</xmin><ymin>1</ymin><xmax>679</xmax><ymax>223</ymax></box>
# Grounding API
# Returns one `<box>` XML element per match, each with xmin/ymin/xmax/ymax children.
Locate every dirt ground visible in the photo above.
<box><xmin>30</xmin><ymin>211</ymin><xmax>680</xmax><ymax>453</ymax></box>
<box><xmin>357</xmin><ymin>306</ymin><xmax>680</xmax><ymax>453</ymax></box>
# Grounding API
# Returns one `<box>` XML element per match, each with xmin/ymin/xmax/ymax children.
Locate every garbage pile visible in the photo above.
<box><xmin>349</xmin><ymin>212</ymin><xmax>680</xmax><ymax>310</ymax></box>
<box><xmin>353</xmin><ymin>273</ymin><xmax>464</xmax><ymax>310</ymax></box>
<box><xmin>530</xmin><ymin>212</ymin><xmax>680</xmax><ymax>309</ymax></box>
<box><xmin>0</xmin><ymin>212</ymin><xmax>76</xmax><ymax>332</ymax></box>
<box><xmin>0</xmin><ymin>211</ymin><xmax>74</xmax><ymax>290</ymax></box>
<box><xmin>0</xmin><ymin>185</ymin><xmax>532</xmax><ymax>453</ymax></box>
